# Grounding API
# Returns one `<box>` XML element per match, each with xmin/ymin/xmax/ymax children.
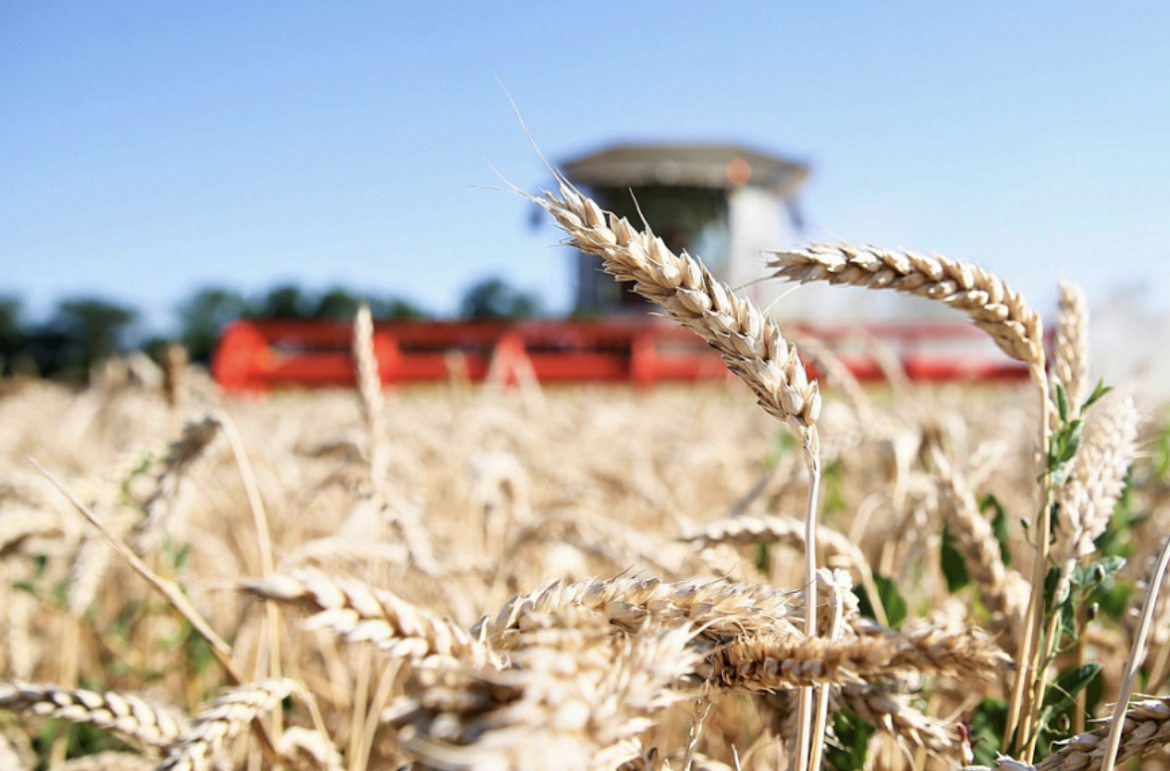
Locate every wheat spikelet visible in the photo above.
<box><xmin>136</xmin><ymin>414</ymin><xmax>220</xmax><ymax>550</ymax></box>
<box><xmin>935</xmin><ymin>464</ymin><xmax>1028</xmax><ymax>636</ymax></box>
<box><xmin>0</xmin><ymin>506</ymin><xmax>61</xmax><ymax>556</ymax></box>
<box><xmin>353</xmin><ymin>302</ymin><xmax>389</xmax><ymax>489</ymax></box>
<box><xmin>0</xmin><ymin>681</ymin><xmax>189</xmax><ymax>752</ymax></box>
<box><xmin>714</xmin><ymin>622</ymin><xmax>1009</xmax><ymax>693</ymax></box>
<box><xmin>766</xmin><ymin>244</ymin><xmax>1045</xmax><ymax>372</ymax></box>
<box><xmin>980</xmin><ymin>697</ymin><xmax>1170</xmax><ymax>771</ymax></box>
<box><xmin>679</xmin><ymin>514</ymin><xmax>869</xmax><ymax>577</ymax></box>
<box><xmin>1053</xmin><ymin>395</ymin><xmax>1140</xmax><ymax>565</ymax></box>
<box><xmin>276</xmin><ymin>725</ymin><xmax>344</xmax><ymax>771</ymax></box>
<box><xmin>1052</xmin><ymin>281</ymin><xmax>1090</xmax><ymax>422</ymax></box>
<box><xmin>839</xmin><ymin>682</ymin><xmax>960</xmax><ymax>758</ymax></box>
<box><xmin>0</xmin><ymin>730</ymin><xmax>32</xmax><ymax>771</ymax></box>
<box><xmin>479</xmin><ymin>575</ymin><xmax>800</xmax><ymax>647</ymax></box>
<box><xmin>242</xmin><ymin>568</ymin><xmax>498</xmax><ymax>670</ymax></box>
<box><xmin>391</xmin><ymin>624</ymin><xmax>698</xmax><ymax>771</ymax></box>
<box><xmin>157</xmin><ymin>679</ymin><xmax>299</xmax><ymax>771</ymax></box>
<box><xmin>528</xmin><ymin>180</ymin><xmax>820</xmax><ymax>452</ymax></box>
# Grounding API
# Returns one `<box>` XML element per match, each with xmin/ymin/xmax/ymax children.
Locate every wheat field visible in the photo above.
<box><xmin>1</xmin><ymin>183</ymin><xmax>1169</xmax><ymax>771</ymax></box>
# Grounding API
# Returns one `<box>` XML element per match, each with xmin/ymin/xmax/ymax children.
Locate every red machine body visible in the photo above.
<box><xmin>211</xmin><ymin>318</ymin><xmax>1029</xmax><ymax>394</ymax></box>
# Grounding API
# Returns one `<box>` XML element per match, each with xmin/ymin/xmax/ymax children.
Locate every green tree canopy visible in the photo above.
<box><xmin>458</xmin><ymin>277</ymin><xmax>541</xmax><ymax>320</ymax></box>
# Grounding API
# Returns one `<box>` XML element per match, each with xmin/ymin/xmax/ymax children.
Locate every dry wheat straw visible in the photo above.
<box><xmin>158</xmin><ymin>679</ymin><xmax>300</xmax><ymax>771</ymax></box>
<box><xmin>0</xmin><ymin>681</ymin><xmax>189</xmax><ymax>751</ymax></box>
<box><xmin>1100</xmin><ymin>533</ymin><xmax>1170</xmax><ymax>771</ymax></box>
<box><xmin>242</xmin><ymin>568</ymin><xmax>498</xmax><ymax>670</ymax></box>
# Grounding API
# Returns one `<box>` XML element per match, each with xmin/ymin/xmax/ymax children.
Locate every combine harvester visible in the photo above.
<box><xmin>212</xmin><ymin>143</ymin><xmax>1030</xmax><ymax>393</ymax></box>
<box><xmin>211</xmin><ymin>317</ymin><xmax>1028</xmax><ymax>394</ymax></box>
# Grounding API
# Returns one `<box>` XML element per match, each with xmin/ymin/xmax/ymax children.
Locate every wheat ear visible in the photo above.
<box><xmin>532</xmin><ymin>182</ymin><xmax>821</xmax><ymax>442</ymax></box>
<box><xmin>1052</xmin><ymin>281</ymin><xmax>1090</xmax><ymax>422</ymax></box>
<box><xmin>242</xmin><ymin>568</ymin><xmax>499</xmax><ymax>670</ymax></box>
<box><xmin>766</xmin><ymin>244</ymin><xmax>1045</xmax><ymax>372</ymax></box>
<box><xmin>158</xmin><ymin>679</ymin><xmax>301</xmax><ymax>771</ymax></box>
<box><xmin>0</xmin><ymin>681</ymin><xmax>188</xmax><ymax>752</ymax></box>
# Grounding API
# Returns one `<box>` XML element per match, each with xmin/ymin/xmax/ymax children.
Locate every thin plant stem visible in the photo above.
<box><xmin>1101</xmin><ymin>535</ymin><xmax>1170</xmax><ymax>771</ymax></box>
<box><xmin>212</xmin><ymin>410</ymin><xmax>285</xmax><ymax>745</ymax></box>
<box><xmin>29</xmin><ymin>457</ymin><xmax>281</xmax><ymax>764</ymax></box>
<box><xmin>793</xmin><ymin>451</ymin><xmax>822</xmax><ymax>771</ymax></box>
<box><xmin>1005</xmin><ymin>365</ymin><xmax>1052</xmax><ymax>758</ymax></box>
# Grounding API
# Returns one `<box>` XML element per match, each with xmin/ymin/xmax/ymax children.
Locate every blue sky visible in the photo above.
<box><xmin>2</xmin><ymin>2</ymin><xmax>1169</xmax><ymax>335</ymax></box>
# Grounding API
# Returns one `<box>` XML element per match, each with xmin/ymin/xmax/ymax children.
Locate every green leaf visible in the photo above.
<box><xmin>1054</xmin><ymin>382</ymin><xmax>1069</xmax><ymax>423</ymax></box>
<box><xmin>825</xmin><ymin>708</ymin><xmax>875</xmax><ymax>771</ymax></box>
<box><xmin>857</xmin><ymin>572</ymin><xmax>907</xmax><ymax>629</ymax></box>
<box><xmin>1037</xmin><ymin>664</ymin><xmax>1102</xmax><ymax>736</ymax></box>
<box><xmin>969</xmin><ymin>698</ymin><xmax>1007</xmax><ymax>767</ymax></box>
<box><xmin>980</xmin><ymin>494</ymin><xmax>1013</xmax><ymax>567</ymax></box>
<box><xmin>1071</xmin><ymin>556</ymin><xmax>1126</xmax><ymax>589</ymax></box>
<box><xmin>1082</xmin><ymin>379</ymin><xmax>1113</xmax><ymax>411</ymax></box>
<box><xmin>1043</xmin><ymin>566</ymin><xmax>1061</xmax><ymax>614</ymax></box>
<box><xmin>941</xmin><ymin>522</ymin><xmax>971</xmax><ymax>592</ymax></box>
<box><xmin>1059</xmin><ymin>421</ymin><xmax>1083</xmax><ymax>465</ymax></box>
<box><xmin>754</xmin><ymin>542</ymin><xmax>770</xmax><ymax>574</ymax></box>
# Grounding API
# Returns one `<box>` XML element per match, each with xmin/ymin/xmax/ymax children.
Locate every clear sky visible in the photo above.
<box><xmin>3</xmin><ymin>2</ymin><xmax>1169</xmax><ymax>336</ymax></box>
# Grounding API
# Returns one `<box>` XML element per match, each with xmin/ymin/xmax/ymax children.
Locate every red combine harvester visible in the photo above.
<box><xmin>211</xmin><ymin>317</ymin><xmax>1029</xmax><ymax>394</ymax></box>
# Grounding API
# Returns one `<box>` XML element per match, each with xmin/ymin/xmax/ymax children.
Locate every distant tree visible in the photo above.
<box><xmin>370</xmin><ymin>296</ymin><xmax>429</xmax><ymax>321</ymax></box>
<box><xmin>176</xmin><ymin>287</ymin><xmax>249</xmax><ymax>364</ymax></box>
<box><xmin>253</xmin><ymin>284</ymin><xmax>308</xmax><ymax>319</ymax></box>
<box><xmin>458</xmin><ymin>277</ymin><xmax>540</xmax><ymax>320</ymax></box>
<box><xmin>31</xmin><ymin>297</ymin><xmax>137</xmax><ymax>376</ymax></box>
<box><xmin>0</xmin><ymin>296</ymin><xmax>23</xmax><ymax>373</ymax></box>
<box><xmin>313</xmin><ymin>287</ymin><xmax>363</xmax><ymax>320</ymax></box>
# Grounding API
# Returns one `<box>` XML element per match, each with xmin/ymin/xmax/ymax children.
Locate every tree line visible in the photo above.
<box><xmin>0</xmin><ymin>277</ymin><xmax>541</xmax><ymax>380</ymax></box>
